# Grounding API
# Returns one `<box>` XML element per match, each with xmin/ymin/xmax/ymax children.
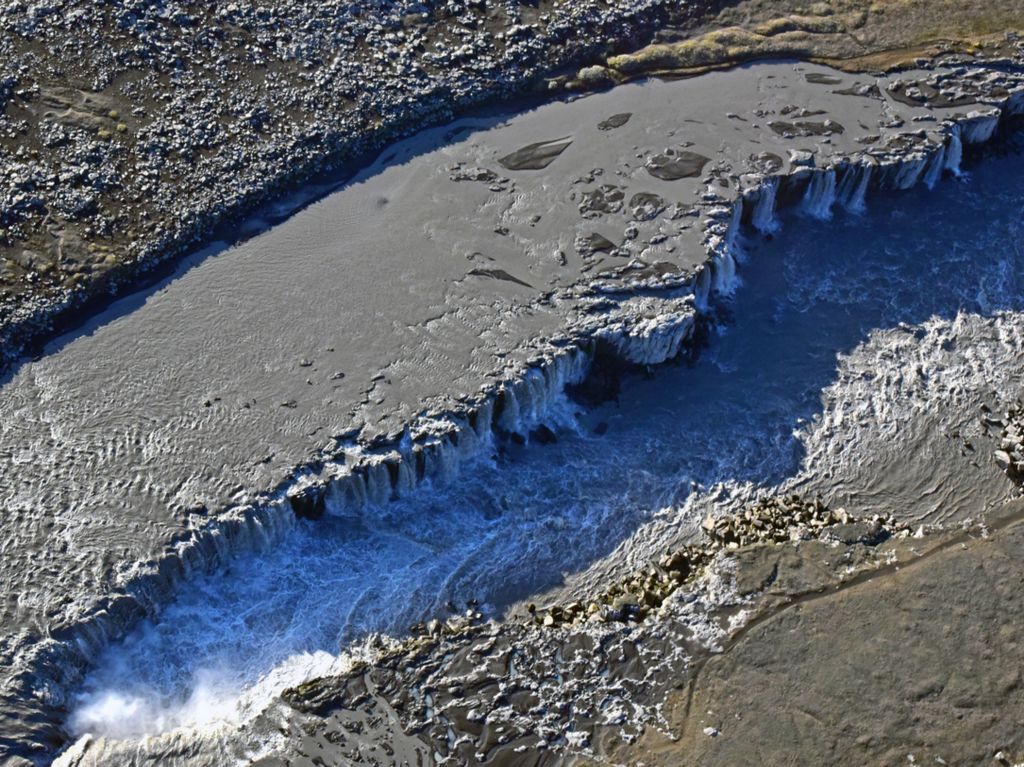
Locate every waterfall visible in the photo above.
<box><xmin>922</xmin><ymin>144</ymin><xmax>946</xmax><ymax>190</ymax></box>
<box><xmin>945</xmin><ymin>124</ymin><xmax>963</xmax><ymax>177</ymax></box>
<box><xmin>473</xmin><ymin>399</ymin><xmax>494</xmax><ymax>440</ymax></box>
<box><xmin>494</xmin><ymin>350</ymin><xmax>589</xmax><ymax>437</ymax></box>
<box><xmin>892</xmin><ymin>154</ymin><xmax>927</xmax><ymax>190</ymax></box>
<box><xmin>835</xmin><ymin>162</ymin><xmax>872</xmax><ymax>214</ymax></box>
<box><xmin>801</xmin><ymin>169</ymin><xmax>837</xmax><ymax>220</ymax></box>
<box><xmin>693</xmin><ymin>262</ymin><xmax>712</xmax><ymax>309</ymax></box>
<box><xmin>364</xmin><ymin>461</ymin><xmax>392</xmax><ymax>504</ymax></box>
<box><xmin>751</xmin><ymin>177</ymin><xmax>779</xmax><ymax>234</ymax></box>
<box><xmin>961</xmin><ymin>109</ymin><xmax>1000</xmax><ymax>145</ymax></box>
<box><xmin>714</xmin><ymin>201</ymin><xmax>742</xmax><ymax>293</ymax></box>
<box><xmin>607</xmin><ymin>309</ymin><xmax>697</xmax><ymax>366</ymax></box>
<box><xmin>712</xmin><ymin>248</ymin><xmax>737</xmax><ymax>295</ymax></box>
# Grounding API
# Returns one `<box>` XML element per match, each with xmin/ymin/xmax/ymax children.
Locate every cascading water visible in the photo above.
<box><xmin>946</xmin><ymin>124</ymin><xmax>964</xmax><ymax>176</ymax></box>
<box><xmin>961</xmin><ymin>110</ymin><xmax>1001</xmax><ymax>145</ymax></box>
<box><xmin>67</xmin><ymin>151</ymin><xmax>1024</xmax><ymax>747</ymax></box>
<box><xmin>801</xmin><ymin>168</ymin><xmax>837</xmax><ymax>219</ymax></box>
<box><xmin>750</xmin><ymin>177</ymin><xmax>780</xmax><ymax>234</ymax></box>
<box><xmin>923</xmin><ymin>144</ymin><xmax>947</xmax><ymax>189</ymax></box>
<box><xmin>892</xmin><ymin>153</ymin><xmax>928</xmax><ymax>190</ymax></box>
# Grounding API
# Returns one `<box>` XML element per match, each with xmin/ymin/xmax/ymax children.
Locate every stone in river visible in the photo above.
<box><xmin>598</xmin><ymin>113</ymin><xmax>632</xmax><ymax>131</ymax></box>
<box><xmin>498</xmin><ymin>137</ymin><xmax>573</xmax><ymax>170</ymax></box>
<box><xmin>645</xmin><ymin>150</ymin><xmax>710</xmax><ymax>180</ymax></box>
<box><xmin>629</xmin><ymin>192</ymin><xmax>666</xmax><ymax>221</ymax></box>
<box><xmin>805</xmin><ymin>72</ymin><xmax>844</xmax><ymax>85</ymax></box>
<box><xmin>467</xmin><ymin>267</ymin><xmax>533</xmax><ymax>288</ymax></box>
<box><xmin>577</xmin><ymin>231</ymin><xmax>614</xmax><ymax>256</ymax></box>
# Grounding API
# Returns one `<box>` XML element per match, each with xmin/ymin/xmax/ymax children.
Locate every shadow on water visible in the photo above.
<box><xmin>69</xmin><ymin>150</ymin><xmax>1024</xmax><ymax>738</ymax></box>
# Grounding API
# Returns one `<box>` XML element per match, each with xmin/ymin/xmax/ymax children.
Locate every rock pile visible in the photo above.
<box><xmin>527</xmin><ymin>494</ymin><xmax>909</xmax><ymax>629</ymax></box>
<box><xmin>988</xmin><ymin>402</ymin><xmax>1024</xmax><ymax>483</ymax></box>
<box><xmin>702</xmin><ymin>494</ymin><xmax>847</xmax><ymax>548</ymax></box>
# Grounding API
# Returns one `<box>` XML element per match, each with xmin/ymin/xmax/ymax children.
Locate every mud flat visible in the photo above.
<box><xmin>3</xmin><ymin>35</ymin><xmax>1024</xmax><ymax>767</ymax></box>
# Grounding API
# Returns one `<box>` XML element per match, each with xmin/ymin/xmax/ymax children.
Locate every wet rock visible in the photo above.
<box><xmin>788</xmin><ymin>149</ymin><xmax>816</xmax><ymax>167</ymax></box>
<box><xmin>498</xmin><ymin>138</ymin><xmax>573</xmax><ymax>171</ymax></box>
<box><xmin>628</xmin><ymin>192</ymin><xmax>666</xmax><ymax>221</ymax></box>
<box><xmin>993</xmin><ymin>405</ymin><xmax>1024</xmax><ymax>482</ymax></box>
<box><xmin>751</xmin><ymin>151</ymin><xmax>785</xmax><ymax>174</ymax></box>
<box><xmin>598</xmin><ymin>113</ymin><xmax>632</xmax><ymax>131</ymax></box>
<box><xmin>579</xmin><ymin>184</ymin><xmax>625</xmax><ymax>217</ymax></box>
<box><xmin>577</xmin><ymin>232</ymin><xmax>617</xmax><ymax>255</ymax></box>
<box><xmin>835</xmin><ymin>82</ymin><xmax>883</xmax><ymax>99</ymax></box>
<box><xmin>768</xmin><ymin>119</ymin><xmax>844</xmax><ymax>137</ymax></box>
<box><xmin>288</xmin><ymin>486</ymin><xmax>327</xmax><ymax>520</ymax></box>
<box><xmin>645</xmin><ymin>149</ymin><xmax>710</xmax><ymax>180</ymax></box>
<box><xmin>530</xmin><ymin>425</ymin><xmax>558</xmax><ymax>444</ymax></box>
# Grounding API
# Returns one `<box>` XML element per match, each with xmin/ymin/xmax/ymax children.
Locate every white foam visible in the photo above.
<box><xmin>801</xmin><ymin>168</ymin><xmax>837</xmax><ymax>220</ymax></box>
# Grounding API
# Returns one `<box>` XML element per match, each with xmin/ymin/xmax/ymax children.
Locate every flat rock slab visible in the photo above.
<box><xmin>498</xmin><ymin>137</ymin><xmax>574</xmax><ymax>169</ymax></box>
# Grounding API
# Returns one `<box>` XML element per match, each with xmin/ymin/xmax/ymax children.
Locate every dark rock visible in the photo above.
<box><xmin>805</xmin><ymin>72</ymin><xmax>844</xmax><ymax>85</ymax></box>
<box><xmin>581</xmin><ymin>232</ymin><xmax>616</xmax><ymax>254</ymax></box>
<box><xmin>467</xmin><ymin>268</ymin><xmax>533</xmax><ymax>288</ymax></box>
<box><xmin>289</xmin><ymin>486</ymin><xmax>327</xmax><ymax>520</ymax></box>
<box><xmin>530</xmin><ymin>424</ymin><xmax>557</xmax><ymax>444</ymax></box>
<box><xmin>498</xmin><ymin>138</ymin><xmax>573</xmax><ymax>171</ymax></box>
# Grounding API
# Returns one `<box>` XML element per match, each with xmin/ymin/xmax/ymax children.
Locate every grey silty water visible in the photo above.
<box><xmin>69</xmin><ymin>151</ymin><xmax>1024</xmax><ymax>739</ymax></box>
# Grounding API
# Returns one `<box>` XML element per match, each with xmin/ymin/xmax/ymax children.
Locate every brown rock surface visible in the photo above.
<box><xmin>611</xmin><ymin>507</ymin><xmax>1024</xmax><ymax>766</ymax></box>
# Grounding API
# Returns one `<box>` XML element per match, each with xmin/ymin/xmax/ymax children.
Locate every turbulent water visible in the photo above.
<box><xmin>68</xmin><ymin>152</ymin><xmax>1024</xmax><ymax>742</ymax></box>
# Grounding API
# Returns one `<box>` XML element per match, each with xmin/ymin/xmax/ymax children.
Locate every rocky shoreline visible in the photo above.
<box><xmin>58</xmin><ymin>492</ymin><xmax>997</xmax><ymax>766</ymax></box>
<box><xmin>66</xmin><ymin>414</ymin><xmax>1024</xmax><ymax>766</ymax></box>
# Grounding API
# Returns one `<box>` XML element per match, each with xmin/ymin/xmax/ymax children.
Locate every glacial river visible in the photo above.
<box><xmin>70</xmin><ymin>150</ymin><xmax>1024</xmax><ymax>740</ymax></box>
